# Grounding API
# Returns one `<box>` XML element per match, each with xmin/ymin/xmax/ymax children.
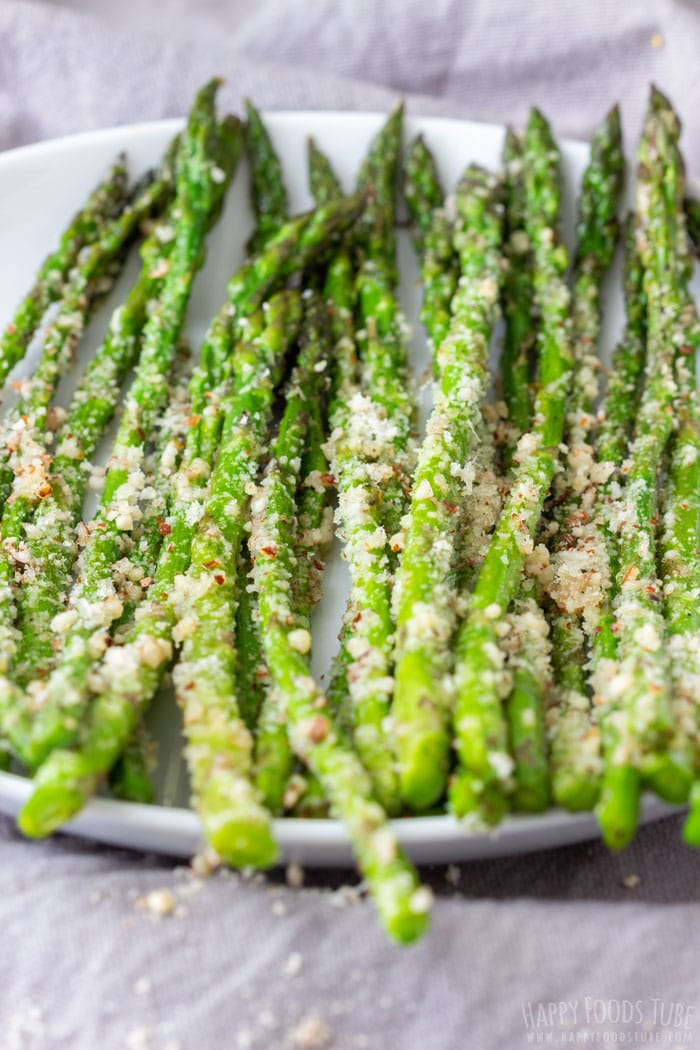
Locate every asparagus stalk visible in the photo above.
<box><xmin>107</xmin><ymin>725</ymin><xmax>156</xmax><ymax>804</ymax></box>
<box><xmin>320</xmin><ymin>125</ymin><xmax>411</xmax><ymax>810</ymax></box>
<box><xmin>316</xmin><ymin>209</ymin><xmax>359</xmax><ymax>733</ymax></box>
<box><xmin>404</xmin><ymin>134</ymin><xmax>458</xmax><ymax>354</ymax></box>
<box><xmin>392</xmin><ymin>165</ymin><xmax>503</xmax><ymax>812</ymax></box>
<box><xmin>671</xmin><ymin>393</ymin><xmax>700</xmax><ymax>842</ymax></box>
<box><xmin>684</xmin><ymin>197</ymin><xmax>700</xmax><ymax>253</ymax></box>
<box><xmin>0</xmin><ymin>154</ymin><xmax>129</xmax><ymax>387</ymax></box>
<box><xmin>235</xmin><ymin>547</ymin><xmax>269</xmax><ymax>732</ymax></box>
<box><xmin>354</xmin><ymin>104</ymin><xmax>403</xmax><ymax>284</ymax></box>
<box><xmin>308</xmin><ymin>137</ymin><xmax>343</xmax><ymax>206</ymax></box>
<box><xmin>450</xmin><ymin>109</ymin><xmax>572</xmax><ymax>825</ymax></box>
<box><xmin>639</xmin><ymin>117</ymin><xmax>700</xmax><ymax>808</ymax></box>
<box><xmin>106</xmin><ymin>353</ymin><xmax>193</xmax><ymax>803</ymax></box>
<box><xmin>245</xmin><ymin>100</ymin><xmax>288</xmax><ymax>254</ymax></box>
<box><xmin>595</xmin><ymin>94</ymin><xmax>683</xmax><ymax>847</ymax></box>
<box><xmin>562</xmin><ymin>217</ymin><xmax>647</xmax><ymax>814</ymax></box>
<box><xmin>541</xmin><ymin>106</ymin><xmax>624</xmax><ymax>811</ymax></box>
<box><xmin>504</xmin><ymin>599</ymin><xmax>552</xmax><ymax>811</ymax></box>
<box><xmin>499</xmin><ymin>128</ymin><xmax>550</xmax><ymax>811</ymax></box>
<box><xmin>248</xmin><ymin>331</ymin><xmax>432</xmax><ymax>944</ymax></box>
<box><xmin>254</xmin><ymin>314</ymin><xmax>334</xmax><ymax>814</ymax></box>
<box><xmin>232</xmin><ymin>103</ymin><xmax>291</xmax><ymax>738</ymax></box>
<box><xmin>171</xmin><ymin>295</ymin><xmax>306</xmax><ymax>867</ymax></box>
<box><xmin>501</xmin><ymin>128</ymin><xmax>536</xmax><ymax>448</ymax></box>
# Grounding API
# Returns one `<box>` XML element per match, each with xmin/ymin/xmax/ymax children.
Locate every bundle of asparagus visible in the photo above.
<box><xmin>1</xmin><ymin>78</ymin><xmax>699</xmax><ymax>945</ymax></box>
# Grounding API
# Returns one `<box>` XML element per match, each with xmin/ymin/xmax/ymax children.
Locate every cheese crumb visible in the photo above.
<box><xmin>283</xmin><ymin>952</ymin><xmax>303</xmax><ymax>977</ymax></box>
<box><xmin>137</xmin><ymin>888</ymin><xmax>175</xmax><ymax>917</ymax></box>
<box><xmin>288</xmin><ymin>628</ymin><xmax>312</xmax><ymax>655</ymax></box>
<box><xmin>292</xmin><ymin>1015</ymin><xmax>332</xmax><ymax>1050</ymax></box>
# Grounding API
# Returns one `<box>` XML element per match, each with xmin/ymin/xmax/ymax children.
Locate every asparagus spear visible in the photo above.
<box><xmin>404</xmin><ymin>134</ymin><xmax>458</xmax><ymax>354</ymax></box>
<box><xmin>541</xmin><ymin>106</ymin><xmax>624</xmax><ymax>811</ymax></box>
<box><xmin>504</xmin><ymin>599</ymin><xmax>552</xmax><ymax>811</ymax></box>
<box><xmin>235</xmin><ymin>547</ymin><xmax>269</xmax><ymax>732</ymax></box>
<box><xmin>450</xmin><ymin>109</ymin><xmax>572</xmax><ymax>825</ymax></box>
<box><xmin>233</xmin><ymin>103</ymin><xmax>290</xmax><ymax>739</ymax></box>
<box><xmin>501</xmin><ymin>128</ymin><xmax>535</xmax><ymax>449</ymax></box>
<box><xmin>313</xmin><ymin>172</ymin><xmax>359</xmax><ymax>733</ymax></box>
<box><xmin>355</xmin><ymin>107</ymin><xmax>414</xmax><ymax>543</ymax></box>
<box><xmin>392</xmin><ymin>164</ymin><xmax>503</xmax><ymax>812</ymax></box>
<box><xmin>254</xmin><ymin>309</ymin><xmax>334</xmax><ymax>814</ymax></box>
<box><xmin>248</xmin><ymin>333</ymin><xmax>432</xmax><ymax>944</ymax></box>
<box><xmin>560</xmin><ymin>217</ymin><xmax>646</xmax><ymax>815</ymax></box>
<box><xmin>308</xmin><ymin>137</ymin><xmax>343</xmax><ymax>205</ymax></box>
<box><xmin>319</xmin><ymin>126</ymin><xmax>410</xmax><ymax>809</ymax></box>
<box><xmin>108</xmin><ymin>725</ymin><xmax>156</xmax><ymax>804</ymax></box>
<box><xmin>671</xmin><ymin>394</ymin><xmax>700</xmax><ymax>842</ymax></box>
<box><xmin>13</xmin><ymin>84</ymin><xmax>242</xmax><ymax>767</ymax></box>
<box><xmin>684</xmin><ymin>197</ymin><xmax>700</xmax><ymax>253</ymax></box>
<box><xmin>638</xmin><ymin>117</ymin><xmax>700</xmax><ymax>808</ymax></box>
<box><xmin>245</xmin><ymin>100</ymin><xmax>288</xmax><ymax>254</ymax></box>
<box><xmin>171</xmin><ymin>294</ymin><xmax>306</xmax><ymax>867</ymax></box>
<box><xmin>661</xmin><ymin>334</ymin><xmax>700</xmax><ymax>831</ymax></box>
<box><xmin>595</xmin><ymin>94</ymin><xmax>683</xmax><ymax>847</ymax></box>
<box><xmin>499</xmin><ymin>128</ymin><xmax>550</xmax><ymax>811</ymax></box>
<box><xmin>106</xmin><ymin>355</ymin><xmax>193</xmax><ymax>804</ymax></box>
<box><xmin>354</xmin><ymin>104</ymin><xmax>403</xmax><ymax>284</ymax></box>
<box><xmin>0</xmin><ymin>154</ymin><xmax>129</xmax><ymax>387</ymax></box>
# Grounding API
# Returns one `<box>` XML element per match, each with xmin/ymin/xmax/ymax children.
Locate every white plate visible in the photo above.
<box><xmin>0</xmin><ymin>111</ymin><xmax>687</xmax><ymax>866</ymax></box>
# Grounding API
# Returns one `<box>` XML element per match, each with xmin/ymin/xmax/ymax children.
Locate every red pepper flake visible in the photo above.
<box><xmin>320</xmin><ymin>472</ymin><xmax>335</xmax><ymax>486</ymax></box>
<box><xmin>308</xmin><ymin>715</ymin><xmax>330</xmax><ymax>743</ymax></box>
<box><xmin>442</xmin><ymin>499</ymin><xmax>459</xmax><ymax>515</ymax></box>
<box><xmin>184</xmin><ymin>681</ymin><xmax>195</xmax><ymax>691</ymax></box>
<box><xmin>136</xmin><ymin>427</ymin><xmax>147</xmax><ymax>442</ymax></box>
<box><xmin>6</xmin><ymin>322</ymin><xmax>16</xmax><ymax>335</ymax></box>
<box><xmin>214</xmin><ymin>574</ymin><xmax>225</xmax><ymax>586</ymax></box>
<box><xmin>37</xmin><ymin>482</ymin><xmax>52</xmax><ymax>499</ymax></box>
<box><xmin>260</xmin><ymin>544</ymin><xmax>278</xmax><ymax>558</ymax></box>
<box><xmin>186</xmin><ymin>415</ymin><xmax>201</xmax><ymax>427</ymax></box>
<box><xmin>679</xmin><ymin>345</ymin><xmax>693</xmax><ymax>356</ymax></box>
<box><xmin>157</xmin><ymin>518</ymin><xmax>172</xmax><ymax>536</ymax></box>
<box><xmin>202</xmin><ymin>559</ymin><xmax>219</xmax><ymax>569</ymax></box>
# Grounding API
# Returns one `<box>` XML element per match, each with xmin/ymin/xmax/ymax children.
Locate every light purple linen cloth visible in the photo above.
<box><xmin>1</xmin><ymin>2</ymin><xmax>700</xmax><ymax>1047</ymax></box>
